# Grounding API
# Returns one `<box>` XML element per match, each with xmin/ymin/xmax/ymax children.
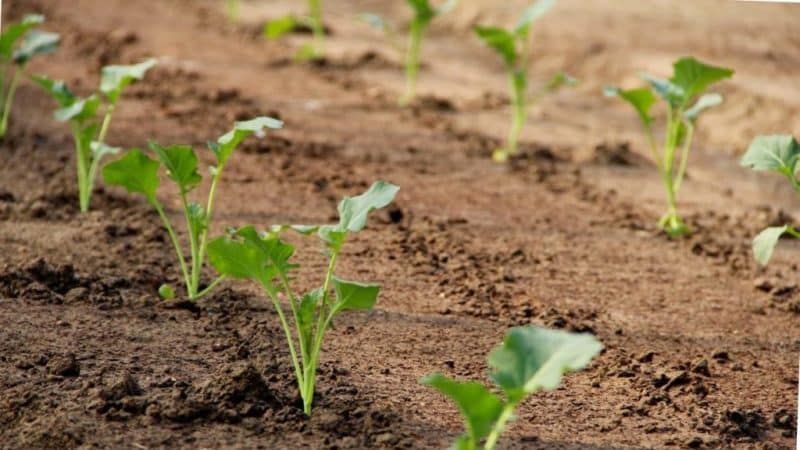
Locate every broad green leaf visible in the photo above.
<box><xmin>488</xmin><ymin>326</ymin><xmax>602</xmax><ymax>402</ymax></box>
<box><xmin>264</xmin><ymin>15</ymin><xmax>297</xmax><ymax>39</ymax></box>
<box><xmin>235</xmin><ymin>226</ymin><xmax>297</xmax><ymax>274</ymax></box>
<box><xmin>90</xmin><ymin>141</ymin><xmax>122</xmax><ymax>161</ymax></box>
<box><xmin>214</xmin><ymin>116</ymin><xmax>284</xmax><ymax>166</ymax></box>
<box><xmin>337</xmin><ymin>180</ymin><xmax>400</xmax><ymax>233</ymax></box>
<box><xmin>331</xmin><ymin>277</ymin><xmax>379</xmax><ymax>315</ymax></box>
<box><xmin>207</xmin><ymin>236</ymin><xmax>269</xmax><ymax>282</ymax></box>
<box><xmin>102</xmin><ymin>149</ymin><xmax>161</xmax><ymax>204</ymax></box>
<box><xmin>474</xmin><ymin>26</ymin><xmax>517</xmax><ymax>67</ymax></box>
<box><xmin>752</xmin><ymin>226</ymin><xmax>790</xmax><ymax>266</ymax></box>
<box><xmin>318</xmin><ymin>224</ymin><xmax>347</xmax><ymax>250</ymax></box>
<box><xmin>640</xmin><ymin>74</ymin><xmax>684</xmax><ymax>108</ymax></box>
<box><xmin>604</xmin><ymin>86</ymin><xmax>657</xmax><ymax>128</ymax></box>
<box><xmin>0</xmin><ymin>14</ymin><xmax>44</xmax><ymax>60</ymax></box>
<box><xmin>149</xmin><ymin>142</ymin><xmax>202</xmax><ymax>193</ymax></box>
<box><xmin>30</xmin><ymin>75</ymin><xmax>75</xmax><ymax>106</ymax></box>
<box><xmin>669</xmin><ymin>57</ymin><xmax>733</xmax><ymax>105</ymax></box>
<box><xmin>683</xmin><ymin>93</ymin><xmax>723</xmax><ymax>122</ymax></box>
<box><xmin>422</xmin><ymin>374</ymin><xmax>504</xmax><ymax>445</ymax></box>
<box><xmin>54</xmin><ymin>95</ymin><xmax>100</xmax><ymax>123</ymax></box>
<box><xmin>13</xmin><ymin>30</ymin><xmax>59</xmax><ymax>65</ymax></box>
<box><xmin>514</xmin><ymin>0</ymin><xmax>556</xmax><ymax>35</ymax></box>
<box><xmin>740</xmin><ymin>135</ymin><xmax>800</xmax><ymax>174</ymax></box>
<box><xmin>100</xmin><ymin>58</ymin><xmax>158</xmax><ymax>103</ymax></box>
<box><xmin>407</xmin><ymin>0</ymin><xmax>435</xmax><ymax>22</ymax></box>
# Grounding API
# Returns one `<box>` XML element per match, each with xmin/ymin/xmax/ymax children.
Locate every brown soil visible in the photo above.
<box><xmin>1</xmin><ymin>0</ymin><xmax>798</xmax><ymax>449</ymax></box>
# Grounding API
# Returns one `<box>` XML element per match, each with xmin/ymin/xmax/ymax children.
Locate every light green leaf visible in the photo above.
<box><xmin>683</xmin><ymin>93</ymin><xmax>723</xmax><ymax>122</ymax></box>
<box><xmin>489</xmin><ymin>326</ymin><xmax>602</xmax><ymax>402</ymax></box>
<box><xmin>30</xmin><ymin>75</ymin><xmax>75</xmax><ymax>106</ymax></box>
<box><xmin>640</xmin><ymin>73</ymin><xmax>684</xmax><ymax>108</ymax></box>
<box><xmin>207</xmin><ymin>236</ymin><xmax>269</xmax><ymax>282</ymax></box>
<box><xmin>149</xmin><ymin>142</ymin><xmax>202</xmax><ymax>193</ymax></box>
<box><xmin>318</xmin><ymin>224</ymin><xmax>347</xmax><ymax>250</ymax></box>
<box><xmin>187</xmin><ymin>202</ymin><xmax>207</xmax><ymax>239</ymax></box>
<box><xmin>544</xmin><ymin>72</ymin><xmax>577</xmax><ymax>92</ymax></box>
<box><xmin>337</xmin><ymin>181</ymin><xmax>399</xmax><ymax>233</ymax></box>
<box><xmin>407</xmin><ymin>0</ymin><xmax>435</xmax><ymax>22</ymax></box>
<box><xmin>0</xmin><ymin>14</ymin><xmax>44</xmax><ymax>60</ymax></box>
<box><xmin>298</xmin><ymin>288</ymin><xmax>322</xmax><ymax>354</ymax></box>
<box><xmin>604</xmin><ymin>86</ymin><xmax>657</xmax><ymax>128</ymax></box>
<box><xmin>740</xmin><ymin>135</ymin><xmax>800</xmax><ymax>174</ymax></box>
<box><xmin>514</xmin><ymin>0</ymin><xmax>556</xmax><ymax>35</ymax></box>
<box><xmin>474</xmin><ymin>26</ymin><xmax>517</xmax><ymax>68</ymax></box>
<box><xmin>158</xmin><ymin>284</ymin><xmax>175</xmax><ymax>300</ymax></box>
<box><xmin>422</xmin><ymin>374</ymin><xmax>504</xmax><ymax>446</ymax></box>
<box><xmin>102</xmin><ymin>149</ymin><xmax>161</xmax><ymax>204</ymax></box>
<box><xmin>753</xmin><ymin>226</ymin><xmax>790</xmax><ymax>266</ymax></box>
<box><xmin>100</xmin><ymin>58</ymin><xmax>158</xmax><ymax>103</ymax></box>
<box><xmin>331</xmin><ymin>277</ymin><xmax>379</xmax><ymax>315</ymax></box>
<box><xmin>264</xmin><ymin>15</ymin><xmax>297</xmax><ymax>39</ymax></box>
<box><xmin>54</xmin><ymin>95</ymin><xmax>101</xmax><ymax>123</ymax></box>
<box><xmin>213</xmin><ymin>116</ymin><xmax>284</xmax><ymax>166</ymax></box>
<box><xmin>13</xmin><ymin>30</ymin><xmax>59</xmax><ymax>65</ymax></box>
<box><xmin>669</xmin><ymin>57</ymin><xmax>733</xmax><ymax>105</ymax></box>
<box><xmin>90</xmin><ymin>141</ymin><xmax>122</xmax><ymax>161</ymax></box>
<box><xmin>235</xmin><ymin>226</ymin><xmax>297</xmax><ymax>274</ymax></box>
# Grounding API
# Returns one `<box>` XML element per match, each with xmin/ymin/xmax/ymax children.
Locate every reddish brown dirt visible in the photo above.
<box><xmin>0</xmin><ymin>0</ymin><xmax>798</xmax><ymax>449</ymax></box>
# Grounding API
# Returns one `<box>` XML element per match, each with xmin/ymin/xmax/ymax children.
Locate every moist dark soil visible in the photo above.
<box><xmin>0</xmin><ymin>0</ymin><xmax>798</xmax><ymax>449</ymax></box>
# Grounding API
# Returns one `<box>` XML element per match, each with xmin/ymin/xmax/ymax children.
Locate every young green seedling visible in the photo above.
<box><xmin>362</xmin><ymin>0</ymin><xmax>458</xmax><ymax>106</ymax></box>
<box><xmin>605</xmin><ymin>57</ymin><xmax>733</xmax><ymax>236</ymax></box>
<box><xmin>0</xmin><ymin>14</ymin><xmax>60</xmax><ymax>138</ymax></box>
<box><xmin>102</xmin><ymin>117</ymin><xmax>284</xmax><ymax>301</ymax></box>
<box><xmin>226</xmin><ymin>0</ymin><xmax>240</xmax><ymax>23</ymax></box>
<box><xmin>264</xmin><ymin>0</ymin><xmax>326</xmax><ymax>60</ymax></box>
<box><xmin>741</xmin><ymin>135</ymin><xmax>800</xmax><ymax>265</ymax></box>
<box><xmin>33</xmin><ymin>59</ymin><xmax>157</xmax><ymax>212</ymax></box>
<box><xmin>207</xmin><ymin>181</ymin><xmax>399</xmax><ymax>416</ymax></box>
<box><xmin>474</xmin><ymin>0</ymin><xmax>576</xmax><ymax>162</ymax></box>
<box><xmin>423</xmin><ymin>326</ymin><xmax>602</xmax><ymax>450</ymax></box>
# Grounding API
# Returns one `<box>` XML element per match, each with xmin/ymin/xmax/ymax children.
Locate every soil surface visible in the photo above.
<box><xmin>1</xmin><ymin>0</ymin><xmax>799</xmax><ymax>449</ymax></box>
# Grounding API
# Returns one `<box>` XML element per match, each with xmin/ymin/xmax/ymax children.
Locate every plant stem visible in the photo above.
<box><xmin>673</xmin><ymin>122</ymin><xmax>694</xmax><ymax>194</ymax></box>
<box><xmin>308</xmin><ymin>0</ymin><xmax>324</xmax><ymax>57</ymax></box>
<box><xmin>263</xmin><ymin>283</ymin><xmax>306</xmax><ymax>401</ymax></box>
<box><xmin>226</xmin><ymin>0</ymin><xmax>240</xmax><ymax>23</ymax></box>
<box><xmin>400</xmin><ymin>20</ymin><xmax>424</xmax><ymax>106</ymax></box>
<box><xmin>180</xmin><ymin>191</ymin><xmax>200</xmax><ymax>298</ymax></box>
<box><xmin>193</xmin><ymin>169</ymin><xmax>223</xmax><ymax>297</ymax></box>
<box><xmin>79</xmin><ymin>104</ymin><xmax>116</xmax><ymax>212</ymax></box>
<box><xmin>153</xmin><ymin>201</ymin><xmax>192</xmax><ymax>293</ymax></box>
<box><xmin>0</xmin><ymin>67</ymin><xmax>21</xmax><ymax>138</ymax></box>
<box><xmin>71</xmin><ymin>123</ymin><xmax>91</xmax><ymax>213</ymax></box>
<box><xmin>196</xmin><ymin>275</ymin><xmax>226</xmax><ymax>299</ymax></box>
<box><xmin>507</xmin><ymin>70</ymin><xmax>527</xmax><ymax>156</ymax></box>
<box><xmin>484</xmin><ymin>402</ymin><xmax>516</xmax><ymax>450</ymax></box>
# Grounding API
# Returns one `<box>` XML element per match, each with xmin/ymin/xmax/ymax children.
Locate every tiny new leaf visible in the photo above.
<box><xmin>54</xmin><ymin>95</ymin><xmax>101</xmax><ymax>123</ymax></box>
<box><xmin>264</xmin><ymin>15</ymin><xmax>297</xmax><ymax>39</ymax></box>
<box><xmin>753</xmin><ymin>226</ymin><xmax>790</xmax><ymax>266</ymax></box>
<box><xmin>102</xmin><ymin>149</ymin><xmax>161</xmax><ymax>204</ymax></box>
<box><xmin>0</xmin><ymin>14</ymin><xmax>44</xmax><ymax>60</ymax></box>
<box><xmin>407</xmin><ymin>0</ymin><xmax>436</xmax><ymax>22</ymax></box>
<box><xmin>100</xmin><ymin>59</ymin><xmax>158</xmax><ymax>103</ymax></box>
<box><xmin>741</xmin><ymin>135</ymin><xmax>800</xmax><ymax>174</ymax></box>
<box><xmin>683</xmin><ymin>93</ymin><xmax>723</xmax><ymax>122</ymax></box>
<box><xmin>90</xmin><ymin>141</ymin><xmax>122</xmax><ymax>161</ymax></box>
<box><xmin>149</xmin><ymin>142</ymin><xmax>202</xmax><ymax>193</ymax></box>
<box><xmin>30</xmin><ymin>75</ymin><xmax>75</xmax><ymax>107</ymax></box>
<box><xmin>13</xmin><ymin>29</ymin><xmax>60</xmax><ymax>65</ymax></box>
<box><xmin>515</xmin><ymin>0</ymin><xmax>556</xmax><ymax>35</ymax></box>
<box><xmin>474</xmin><ymin>27</ymin><xmax>517</xmax><ymax>67</ymax></box>
<box><xmin>604</xmin><ymin>86</ymin><xmax>656</xmax><ymax>128</ymax></box>
<box><xmin>336</xmin><ymin>180</ymin><xmax>400</xmax><ymax>233</ymax></box>
<box><xmin>214</xmin><ymin>116</ymin><xmax>284</xmax><ymax>165</ymax></box>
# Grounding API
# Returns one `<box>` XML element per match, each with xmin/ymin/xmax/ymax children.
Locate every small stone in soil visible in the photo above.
<box><xmin>47</xmin><ymin>354</ymin><xmax>80</xmax><ymax>377</ymax></box>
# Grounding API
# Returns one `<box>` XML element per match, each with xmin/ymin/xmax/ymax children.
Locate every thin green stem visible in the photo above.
<box><xmin>277</xmin><ymin>271</ymin><xmax>306</xmax><ymax>363</ymax></box>
<box><xmin>308</xmin><ymin>0</ymin><xmax>324</xmax><ymax>57</ymax></box>
<box><xmin>673</xmin><ymin>122</ymin><xmax>694</xmax><ymax>194</ymax></box>
<box><xmin>196</xmin><ymin>275</ymin><xmax>226</xmax><ymax>299</ymax></box>
<box><xmin>263</xmin><ymin>283</ymin><xmax>306</xmax><ymax>400</ymax></box>
<box><xmin>71</xmin><ymin>123</ymin><xmax>91</xmax><ymax>213</ymax></box>
<box><xmin>154</xmin><ymin>201</ymin><xmax>192</xmax><ymax>294</ymax></box>
<box><xmin>226</xmin><ymin>0</ymin><xmax>240</xmax><ymax>23</ymax></box>
<box><xmin>193</xmin><ymin>168</ymin><xmax>223</xmax><ymax>295</ymax></box>
<box><xmin>0</xmin><ymin>67</ymin><xmax>22</xmax><ymax>138</ymax></box>
<box><xmin>507</xmin><ymin>70</ymin><xmax>527</xmax><ymax>156</ymax></box>
<box><xmin>180</xmin><ymin>190</ymin><xmax>200</xmax><ymax>298</ymax></box>
<box><xmin>400</xmin><ymin>20</ymin><xmax>425</xmax><ymax>106</ymax></box>
<box><xmin>96</xmin><ymin>103</ymin><xmax>116</xmax><ymax>146</ymax></box>
<box><xmin>484</xmin><ymin>402</ymin><xmax>516</xmax><ymax>450</ymax></box>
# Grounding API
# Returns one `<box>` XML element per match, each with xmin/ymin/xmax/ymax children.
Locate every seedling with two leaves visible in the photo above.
<box><xmin>474</xmin><ymin>0</ymin><xmax>576</xmax><ymax>162</ymax></box>
<box><xmin>102</xmin><ymin>117</ymin><xmax>284</xmax><ymax>301</ymax></box>
<box><xmin>264</xmin><ymin>0</ymin><xmax>327</xmax><ymax>60</ymax></box>
<box><xmin>605</xmin><ymin>57</ymin><xmax>733</xmax><ymax>236</ymax></box>
<box><xmin>361</xmin><ymin>0</ymin><xmax>458</xmax><ymax>106</ymax></box>
<box><xmin>424</xmin><ymin>326</ymin><xmax>602</xmax><ymax>450</ymax></box>
<box><xmin>34</xmin><ymin>59</ymin><xmax>157</xmax><ymax>213</ymax></box>
<box><xmin>207</xmin><ymin>181</ymin><xmax>399</xmax><ymax>416</ymax></box>
<box><xmin>0</xmin><ymin>14</ymin><xmax>60</xmax><ymax>138</ymax></box>
<box><xmin>741</xmin><ymin>135</ymin><xmax>800</xmax><ymax>266</ymax></box>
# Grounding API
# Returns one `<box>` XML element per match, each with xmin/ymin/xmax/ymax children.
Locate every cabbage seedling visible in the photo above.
<box><xmin>605</xmin><ymin>57</ymin><xmax>733</xmax><ymax>236</ymax></box>
<box><xmin>424</xmin><ymin>326</ymin><xmax>602</xmax><ymax>450</ymax></box>
<box><xmin>0</xmin><ymin>14</ymin><xmax>60</xmax><ymax>138</ymax></box>
<box><xmin>362</xmin><ymin>0</ymin><xmax>458</xmax><ymax>106</ymax></box>
<box><xmin>207</xmin><ymin>181</ymin><xmax>399</xmax><ymax>415</ymax></box>
<box><xmin>33</xmin><ymin>59</ymin><xmax>157</xmax><ymax>212</ymax></box>
<box><xmin>741</xmin><ymin>135</ymin><xmax>800</xmax><ymax>265</ymax></box>
<box><xmin>102</xmin><ymin>117</ymin><xmax>283</xmax><ymax>300</ymax></box>
<box><xmin>474</xmin><ymin>0</ymin><xmax>576</xmax><ymax>162</ymax></box>
<box><xmin>264</xmin><ymin>0</ymin><xmax>326</xmax><ymax>60</ymax></box>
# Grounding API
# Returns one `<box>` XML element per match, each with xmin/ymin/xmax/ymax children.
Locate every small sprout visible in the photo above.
<box><xmin>606</xmin><ymin>57</ymin><xmax>733</xmax><ymax>236</ymax></box>
<box><xmin>34</xmin><ymin>59</ymin><xmax>157</xmax><ymax>212</ymax></box>
<box><xmin>225</xmin><ymin>0</ymin><xmax>240</xmax><ymax>23</ymax></box>
<box><xmin>158</xmin><ymin>284</ymin><xmax>176</xmax><ymax>300</ymax></box>
<box><xmin>423</xmin><ymin>326</ymin><xmax>602</xmax><ymax>450</ymax></box>
<box><xmin>264</xmin><ymin>0</ymin><xmax>326</xmax><ymax>60</ymax></box>
<box><xmin>362</xmin><ymin>0</ymin><xmax>458</xmax><ymax>106</ymax></box>
<box><xmin>474</xmin><ymin>0</ymin><xmax>575</xmax><ymax>162</ymax></box>
<box><xmin>207</xmin><ymin>181</ymin><xmax>399</xmax><ymax>416</ymax></box>
<box><xmin>741</xmin><ymin>135</ymin><xmax>800</xmax><ymax>265</ymax></box>
<box><xmin>0</xmin><ymin>14</ymin><xmax>61</xmax><ymax>138</ymax></box>
<box><xmin>103</xmin><ymin>117</ymin><xmax>283</xmax><ymax>301</ymax></box>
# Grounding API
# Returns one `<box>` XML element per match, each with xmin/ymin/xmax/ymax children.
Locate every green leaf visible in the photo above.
<box><xmin>149</xmin><ymin>142</ymin><xmax>202</xmax><ymax>193</ymax></box>
<box><xmin>669</xmin><ymin>57</ymin><xmax>733</xmax><ymax>106</ymax></box>
<box><xmin>235</xmin><ymin>226</ymin><xmax>297</xmax><ymax>274</ymax></box>
<box><xmin>30</xmin><ymin>75</ymin><xmax>75</xmax><ymax>106</ymax></box>
<box><xmin>604</xmin><ymin>86</ymin><xmax>657</xmax><ymax>128</ymax></box>
<box><xmin>158</xmin><ymin>284</ymin><xmax>176</xmax><ymax>300</ymax></box>
<box><xmin>207</xmin><ymin>236</ymin><xmax>269</xmax><ymax>282</ymax></box>
<box><xmin>102</xmin><ymin>149</ymin><xmax>161</xmax><ymax>204</ymax></box>
<box><xmin>0</xmin><ymin>14</ymin><xmax>44</xmax><ymax>61</ymax></box>
<box><xmin>640</xmin><ymin>74</ymin><xmax>684</xmax><ymax>108</ymax></box>
<box><xmin>90</xmin><ymin>141</ymin><xmax>122</xmax><ymax>161</ymax></box>
<box><xmin>544</xmin><ymin>72</ymin><xmax>577</xmax><ymax>92</ymax></box>
<box><xmin>753</xmin><ymin>226</ymin><xmax>790</xmax><ymax>266</ymax></box>
<box><xmin>683</xmin><ymin>93</ymin><xmax>723</xmax><ymax>122</ymax></box>
<box><xmin>264</xmin><ymin>15</ymin><xmax>297</xmax><ymax>39</ymax></box>
<box><xmin>331</xmin><ymin>277</ymin><xmax>379</xmax><ymax>315</ymax></box>
<box><xmin>187</xmin><ymin>202</ymin><xmax>207</xmax><ymax>239</ymax></box>
<box><xmin>474</xmin><ymin>26</ymin><xmax>517</xmax><ymax>67</ymax></box>
<box><xmin>407</xmin><ymin>0</ymin><xmax>435</xmax><ymax>22</ymax></box>
<box><xmin>54</xmin><ymin>95</ymin><xmax>100</xmax><ymax>123</ymax></box>
<box><xmin>337</xmin><ymin>181</ymin><xmax>400</xmax><ymax>233</ymax></box>
<box><xmin>100</xmin><ymin>58</ymin><xmax>158</xmax><ymax>103</ymax></box>
<box><xmin>76</xmin><ymin>124</ymin><xmax>99</xmax><ymax>161</ymax></box>
<box><xmin>740</xmin><ymin>135</ymin><xmax>800</xmax><ymax>174</ymax></box>
<box><xmin>318</xmin><ymin>224</ymin><xmax>347</xmax><ymax>250</ymax></box>
<box><xmin>514</xmin><ymin>0</ymin><xmax>556</xmax><ymax>35</ymax></box>
<box><xmin>298</xmin><ymin>288</ymin><xmax>322</xmax><ymax>354</ymax></box>
<box><xmin>422</xmin><ymin>374</ymin><xmax>504</xmax><ymax>446</ymax></box>
<box><xmin>488</xmin><ymin>326</ymin><xmax>602</xmax><ymax>402</ymax></box>
<box><xmin>213</xmin><ymin>116</ymin><xmax>284</xmax><ymax>166</ymax></box>
<box><xmin>13</xmin><ymin>30</ymin><xmax>59</xmax><ymax>65</ymax></box>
